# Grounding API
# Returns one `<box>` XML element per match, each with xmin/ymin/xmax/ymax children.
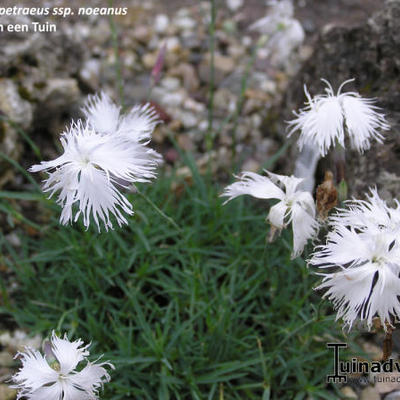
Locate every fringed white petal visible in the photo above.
<box><xmin>341</xmin><ymin>94</ymin><xmax>389</xmax><ymax>152</ymax></box>
<box><xmin>288</xmin><ymin>94</ymin><xmax>344</xmax><ymax>157</ymax></box>
<box><xmin>117</xmin><ymin>103</ymin><xmax>161</xmax><ymax>142</ymax></box>
<box><xmin>265</xmin><ymin>171</ymin><xmax>303</xmax><ymax>197</ymax></box>
<box><xmin>316</xmin><ymin>263</ymin><xmax>378</xmax><ymax>330</ymax></box>
<box><xmin>50</xmin><ymin>332</ymin><xmax>89</xmax><ymax>375</ymax></box>
<box><xmin>268</xmin><ymin>200</ymin><xmax>288</xmax><ymax>229</ymax></box>
<box><xmin>24</xmin><ymin>383</ymin><xmax>63</xmax><ymax>400</ymax></box>
<box><xmin>290</xmin><ymin>202</ymin><xmax>319</xmax><ymax>259</ymax></box>
<box><xmin>75</xmin><ymin>167</ymin><xmax>133</xmax><ymax>232</ymax></box>
<box><xmin>11</xmin><ymin>348</ymin><xmax>58</xmax><ymax>394</ymax></box>
<box><xmin>221</xmin><ymin>171</ymin><xmax>285</xmax><ymax>203</ymax></box>
<box><xmin>82</xmin><ymin>92</ymin><xmax>120</xmax><ymax>135</ymax></box>
<box><xmin>69</xmin><ymin>360</ymin><xmax>114</xmax><ymax>396</ymax></box>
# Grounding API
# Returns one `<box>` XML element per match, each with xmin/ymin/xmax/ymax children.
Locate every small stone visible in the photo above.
<box><xmin>168</xmin><ymin>119</ymin><xmax>183</xmax><ymax>132</ymax></box>
<box><xmin>79</xmin><ymin>59</ymin><xmax>101</xmax><ymax>90</ymax></box>
<box><xmin>226</xmin><ymin>0</ymin><xmax>243</xmax><ymax>11</ymax></box>
<box><xmin>362</xmin><ymin>341</ymin><xmax>383</xmax><ymax>361</ymax></box>
<box><xmin>340</xmin><ymin>386</ymin><xmax>357</xmax><ymax>399</ymax></box>
<box><xmin>5</xmin><ymin>233</ymin><xmax>21</xmax><ymax>247</ymax></box>
<box><xmin>175</xmin><ymin>16</ymin><xmax>196</xmax><ymax>31</ymax></box>
<box><xmin>198</xmin><ymin>53</ymin><xmax>235</xmax><ymax>84</ymax></box>
<box><xmin>386</xmin><ymin>390</ymin><xmax>400</xmax><ymax>400</ymax></box>
<box><xmin>169</xmin><ymin>63</ymin><xmax>200</xmax><ymax>92</ymax></box>
<box><xmin>154</xmin><ymin>14</ymin><xmax>169</xmax><ymax>34</ymax></box>
<box><xmin>179</xmin><ymin>111</ymin><xmax>198</xmax><ymax>129</ymax></box>
<box><xmin>161</xmin><ymin>77</ymin><xmax>181</xmax><ymax>91</ymax></box>
<box><xmin>164</xmin><ymin>37</ymin><xmax>181</xmax><ymax>53</ymax></box>
<box><xmin>242</xmin><ymin>159</ymin><xmax>260</xmax><ymax>172</ymax></box>
<box><xmin>228</xmin><ymin>44</ymin><xmax>246</xmax><ymax>60</ymax></box>
<box><xmin>184</xmin><ymin>98</ymin><xmax>205</xmax><ymax>113</ymax></box>
<box><xmin>260</xmin><ymin>80</ymin><xmax>277</xmax><ymax>94</ymax></box>
<box><xmin>143</xmin><ymin>52</ymin><xmax>158</xmax><ymax>69</ymax></box>
<box><xmin>374</xmin><ymin>371</ymin><xmax>400</xmax><ymax>394</ymax></box>
<box><xmin>133</xmin><ymin>25</ymin><xmax>152</xmax><ymax>43</ymax></box>
<box><xmin>159</xmin><ymin>92</ymin><xmax>184</xmax><ymax>108</ymax></box>
<box><xmin>213</xmin><ymin>88</ymin><xmax>236</xmax><ymax>111</ymax></box>
<box><xmin>0</xmin><ymin>351</ymin><xmax>13</xmax><ymax>367</ymax></box>
<box><xmin>177</xmin><ymin>135</ymin><xmax>195</xmax><ymax>151</ymax></box>
<box><xmin>0</xmin><ymin>385</ymin><xmax>16</xmax><ymax>400</ymax></box>
<box><xmin>360</xmin><ymin>386</ymin><xmax>380</xmax><ymax>400</ymax></box>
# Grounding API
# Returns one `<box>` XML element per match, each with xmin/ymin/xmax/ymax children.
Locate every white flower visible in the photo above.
<box><xmin>30</xmin><ymin>94</ymin><xmax>162</xmax><ymax>231</ymax></box>
<box><xmin>11</xmin><ymin>331</ymin><xmax>114</xmax><ymax>400</ymax></box>
<box><xmin>221</xmin><ymin>170</ymin><xmax>319</xmax><ymax>258</ymax></box>
<box><xmin>287</xmin><ymin>79</ymin><xmax>390</xmax><ymax>157</ymax></box>
<box><xmin>310</xmin><ymin>190</ymin><xmax>400</xmax><ymax>330</ymax></box>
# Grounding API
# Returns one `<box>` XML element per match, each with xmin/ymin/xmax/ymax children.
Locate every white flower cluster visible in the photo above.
<box><xmin>30</xmin><ymin>92</ymin><xmax>162</xmax><ymax>232</ymax></box>
<box><xmin>11</xmin><ymin>331</ymin><xmax>114</xmax><ymax>400</ymax></box>
<box><xmin>310</xmin><ymin>189</ymin><xmax>400</xmax><ymax>330</ymax></box>
<box><xmin>222</xmin><ymin>78</ymin><xmax>396</xmax><ymax>332</ymax></box>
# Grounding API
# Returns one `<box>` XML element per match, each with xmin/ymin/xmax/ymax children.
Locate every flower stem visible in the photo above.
<box><xmin>136</xmin><ymin>189</ymin><xmax>182</xmax><ymax>233</ymax></box>
<box><xmin>205</xmin><ymin>0</ymin><xmax>216</xmax><ymax>154</ymax></box>
<box><xmin>108</xmin><ymin>0</ymin><xmax>124</xmax><ymax>108</ymax></box>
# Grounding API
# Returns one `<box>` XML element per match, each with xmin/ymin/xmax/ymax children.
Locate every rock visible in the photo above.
<box><xmin>386</xmin><ymin>390</ymin><xmax>400</xmax><ymax>400</ymax></box>
<box><xmin>340</xmin><ymin>386</ymin><xmax>358</xmax><ymax>399</ymax></box>
<box><xmin>154</xmin><ymin>14</ymin><xmax>170</xmax><ymax>34</ymax></box>
<box><xmin>164</xmin><ymin>37</ymin><xmax>182</xmax><ymax>53</ymax></box>
<box><xmin>281</xmin><ymin>0</ymin><xmax>400</xmax><ymax>198</ymax></box>
<box><xmin>169</xmin><ymin>63</ymin><xmax>200</xmax><ymax>92</ymax></box>
<box><xmin>0</xmin><ymin>79</ymin><xmax>33</xmax><ymax>187</ymax></box>
<box><xmin>242</xmin><ymin>158</ymin><xmax>260</xmax><ymax>172</ymax></box>
<box><xmin>198</xmin><ymin>53</ymin><xmax>236</xmax><ymax>85</ymax></box>
<box><xmin>133</xmin><ymin>25</ymin><xmax>152</xmax><ymax>44</ymax></box>
<box><xmin>0</xmin><ymin>351</ymin><xmax>13</xmax><ymax>366</ymax></box>
<box><xmin>179</xmin><ymin>111</ymin><xmax>198</xmax><ymax>129</ymax></box>
<box><xmin>374</xmin><ymin>371</ymin><xmax>400</xmax><ymax>394</ymax></box>
<box><xmin>160</xmin><ymin>77</ymin><xmax>181</xmax><ymax>91</ymax></box>
<box><xmin>0</xmin><ymin>385</ymin><xmax>16</xmax><ymax>400</ymax></box>
<box><xmin>36</xmin><ymin>78</ymin><xmax>80</xmax><ymax>134</ymax></box>
<box><xmin>213</xmin><ymin>88</ymin><xmax>236</xmax><ymax>112</ymax></box>
<box><xmin>143</xmin><ymin>52</ymin><xmax>158</xmax><ymax>69</ymax></box>
<box><xmin>183</xmin><ymin>97</ymin><xmax>205</xmax><ymax>113</ymax></box>
<box><xmin>175</xmin><ymin>16</ymin><xmax>196</xmax><ymax>31</ymax></box>
<box><xmin>177</xmin><ymin>135</ymin><xmax>195</xmax><ymax>151</ymax></box>
<box><xmin>360</xmin><ymin>386</ymin><xmax>380</xmax><ymax>400</ymax></box>
<box><xmin>5</xmin><ymin>233</ymin><xmax>21</xmax><ymax>247</ymax></box>
<box><xmin>79</xmin><ymin>59</ymin><xmax>101</xmax><ymax>90</ymax></box>
<box><xmin>226</xmin><ymin>0</ymin><xmax>243</xmax><ymax>12</ymax></box>
<box><xmin>159</xmin><ymin>92</ymin><xmax>184</xmax><ymax>108</ymax></box>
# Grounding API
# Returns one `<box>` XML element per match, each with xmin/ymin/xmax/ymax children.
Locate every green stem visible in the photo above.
<box><xmin>108</xmin><ymin>0</ymin><xmax>124</xmax><ymax>107</ymax></box>
<box><xmin>231</xmin><ymin>42</ymin><xmax>260</xmax><ymax>169</ymax></box>
<box><xmin>205</xmin><ymin>0</ymin><xmax>216</xmax><ymax>154</ymax></box>
<box><xmin>136</xmin><ymin>188</ymin><xmax>182</xmax><ymax>233</ymax></box>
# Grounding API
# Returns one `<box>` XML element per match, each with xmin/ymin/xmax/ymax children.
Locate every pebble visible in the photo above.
<box><xmin>360</xmin><ymin>386</ymin><xmax>380</xmax><ymax>400</ymax></box>
<box><xmin>154</xmin><ymin>14</ymin><xmax>170</xmax><ymax>34</ymax></box>
<box><xmin>340</xmin><ymin>386</ymin><xmax>358</xmax><ymax>399</ymax></box>
<box><xmin>226</xmin><ymin>0</ymin><xmax>243</xmax><ymax>12</ymax></box>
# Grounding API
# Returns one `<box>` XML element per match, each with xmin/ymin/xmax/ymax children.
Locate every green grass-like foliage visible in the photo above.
<box><xmin>0</xmin><ymin>154</ymin><xmax>345</xmax><ymax>400</ymax></box>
